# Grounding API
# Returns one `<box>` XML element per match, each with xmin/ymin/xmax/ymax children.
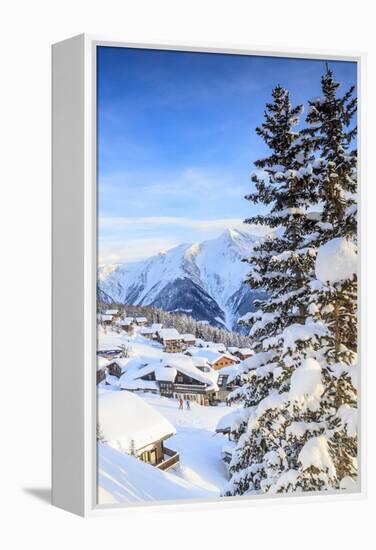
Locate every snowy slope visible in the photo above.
<box><xmin>97</xmin><ymin>326</ymin><xmax>240</xmax><ymax>501</ymax></box>
<box><xmin>142</xmin><ymin>394</ymin><xmax>232</xmax><ymax>494</ymax></box>
<box><xmin>98</xmin><ymin>228</ymin><xmax>268</xmax><ymax>330</ymax></box>
<box><xmin>98</xmin><ymin>443</ymin><xmax>211</xmax><ymax>504</ymax></box>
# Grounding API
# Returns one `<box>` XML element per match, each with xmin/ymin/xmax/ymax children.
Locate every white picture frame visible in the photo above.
<box><xmin>52</xmin><ymin>34</ymin><xmax>366</xmax><ymax>517</ymax></box>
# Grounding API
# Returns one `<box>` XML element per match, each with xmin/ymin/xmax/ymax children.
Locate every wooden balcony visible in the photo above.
<box><xmin>156</xmin><ymin>446</ymin><xmax>180</xmax><ymax>471</ymax></box>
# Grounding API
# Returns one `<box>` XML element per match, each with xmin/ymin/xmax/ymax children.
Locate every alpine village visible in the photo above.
<box><xmin>97</xmin><ymin>69</ymin><xmax>358</xmax><ymax>504</ymax></box>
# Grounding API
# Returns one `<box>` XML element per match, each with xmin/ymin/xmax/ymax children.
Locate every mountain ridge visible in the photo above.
<box><xmin>98</xmin><ymin>227</ymin><xmax>268</xmax><ymax>331</ymax></box>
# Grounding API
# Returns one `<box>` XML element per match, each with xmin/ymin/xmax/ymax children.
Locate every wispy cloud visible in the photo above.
<box><xmin>98</xmin><ymin>216</ymin><xmax>268</xmax><ymax>264</ymax></box>
<box><xmin>99</xmin><ymin>216</ymin><xmax>247</xmax><ymax>233</ymax></box>
<box><xmin>98</xmin><ymin>236</ymin><xmax>178</xmax><ymax>265</ymax></box>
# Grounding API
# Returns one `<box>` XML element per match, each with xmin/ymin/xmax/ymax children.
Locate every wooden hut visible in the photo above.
<box><xmin>98</xmin><ymin>390</ymin><xmax>179</xmax><ymax>470</ymax></box>
<box><xmin>156</xmin><ymin>328</ymin><xmax>183</xmax><ymax>353</ymax></box>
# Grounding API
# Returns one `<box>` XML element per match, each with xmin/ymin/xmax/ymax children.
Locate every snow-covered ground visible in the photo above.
<box><xmin>97</xmin><ymin>326</ymin><xmax>239</xmax><ymax>504</ymax></box>
<box><xmin>98</xmin><ymin>444</ymin><xmax>210</xmax><ymax>504</ymax></box>
<box><xmin>142</xmin><ymin>394</ymin><xmax>232</xmax><ymax>495</ymax></box>
<box><xmin>98</xmin><ymin>394</ymin><xmax>234</xmax><ymax>503</ymax></box>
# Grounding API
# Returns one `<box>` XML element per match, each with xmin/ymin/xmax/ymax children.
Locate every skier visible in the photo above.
<box><xmin>178</xmin><ymin>397</ymin><xmax>183</xmax><ymax>410</ymax></box>
<box><xmin>185</xmin><ymin>398</ymin><xmax>190</xmax><ymax>410</ymax></box>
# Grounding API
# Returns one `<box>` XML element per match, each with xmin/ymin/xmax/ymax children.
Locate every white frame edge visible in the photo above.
<box><xmin>51</xmin><ymin>33</ymin><xmax>367</xmax><ymax>517</ymax></box>
<box><xmin>52</xmin><ymin>34</ymin><xmax>86</xmax><ymax>516</ymax></box>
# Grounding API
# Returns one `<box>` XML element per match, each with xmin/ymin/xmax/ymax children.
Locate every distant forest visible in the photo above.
<box><xmin>97</xmin><ymin>301</ymin><xmax>252</xmax><ymax>348</ymax></box>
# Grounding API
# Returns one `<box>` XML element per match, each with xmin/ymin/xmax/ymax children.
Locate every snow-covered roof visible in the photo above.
<box><xmin>216</xmin><ymin>408</ymin><xmax>250</xmax><ymax>433</ymax></box>
<box><xmin>209</xmin><ymin>342</ymin><xmax>226</xmax><ymax>352</ymax></box>
<box><xmin>161</xmin><ymin>354</ymin><xmax>218</xmax><ymax>390</ymax></box>
<box><xmin>155</xmin><ymin>365</ymin><xmax>177</xmax><ymax>382</ymax></box>
<box><xmin>119</xmin><ymin>353</ymin><xmax>218</xmax><ymax>391</ymax></box>
<box><xmin>151</xmin><ymin>323</ymin><xmax>163</xmax><ymax>331</ymax></box>
<box><xmin>99</xmin><ymin>314</ymin><xmax>113</xmax><ymax>322</ymax></box>
<box><xmin>119</xmin><ymin>357</ymin><xmax>162</xmax><ymax>390</ymax></box>
<box><xmin>185</xmin><ymin>346</ymin><xmax>237</xmax><ymax>365</ymax></box>
<box><xmin>97</xmin><ymin>344</ymin><xmax>124</xmax><ymax>356</ymax></box>
<box><xmin>105</xmin><ymin>374</ymin><xmax>121</xmax><ymax>387</ymax></box>
<box><xmin>217</xmin><ymin>364</ymin><xmax>240</xmax><ymax>377</ymax></box>
<box><xmin>191</xmin><ymin>356</ymin><xmax>209</xmax><ymax>368</ymax></box>
<box><xmin>185</xmin><ymin>347</ymin><xmax>221</xmax><ymax>362</ymax></box>
<box><xmin>135</xmin><ymin>317</ymin><xmax>148</xmax><ymax>323</ymax></box>
<box><xmin>181</xmin><ymin>333</ymin><xmax>196</xmax><ymax>341</ymax></box>
<box><xmin>97</xmin><ymin>356</ymin><xmax>110</xmax><ymax>371</ymax></box>
<box><xmin>216</xmin><ymin>410</ymin><xmax>237</xmax><ymax>432</ymax></box>
<box><xmin>107</xmin><ymin>357</ymin><xmax>133</xmax><ymax>374</ymax></box>
<box><xmin>98</xmin><ymin>390</ymin><xmax>175</xmax><ymax>453</ymax></box>
<box><xmin>139</xmin><ymin>327</ymin><xmax>154</xmax><ymax>335</ymax></box>
<box><xmin>195</xmin><ymin>338</ymin><xmax>206</xmax><ymax>347</ymax></box>
<box><xmin>104</xmin><ymin>309</ymin><xmax>118</xmax><ymax>315</ymax></box>
<box><xmin>228</xmin><ymin>347</ymin><xmax>239</xmax><ymax>354</ymax></box>
<box><xmin>238</xmin><ymin>348</ymin><xmax>254</xmax><ymax>355</ymax></box>
<box><xmin>157</xmin><ymin>328</ymin><xmax>182</xmax><ymax>341</ymax></box>
<box><xmin>121</xmin><ymin>379</ymin><xmax>159</xmax><ymax>392</ymax></box>
<box><xmin>120</xmin><ymin>317</ymin><xmax>134</xmax><ymax>325</ymax></box>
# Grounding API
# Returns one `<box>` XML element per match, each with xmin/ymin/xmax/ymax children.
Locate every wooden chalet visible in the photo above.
<box><xmin>217</xmin><ymin>372</ymin><xmax>238</xmax><ymax>401</ymax></box>
<box><xmin>156</xmin><ymin>328</ymin><xmax>183</xmax><ymax>353</ymax></box>
<box><xmin>138</xmin><ymin>327</ymin><xmax>155</xmax><ymax>339</ymax></box>
<box><xmin>97</xmin><ymin>346</ymin><xmax>125</xmax><ymax>360</ymax></box>
<box><xmin>98</xmin><ymin>313</ymin><xmax>113</xmax><ymax>326</ymax></box>
<box><xmin>185</xmin><ymin>347</ymin><xmax>239</xmax><ymax>371</ymax></box>
<box><xmin>180</xmin><ymin>333</ymin><xmax>196</xmax><ymax>348</ymax></box>
<box><xmin>166</xmin><ymin>370</ymin><xmax>217</xmax><ymax>406</ymax></box>
<box><xmin>98</xmin><ymin>390</ymin><xmax>180</xmax><ymax>471</ymax></box>
<box><xmin>97</xmin><ymin>357</ymin><xmax>109</xmax><ymax>384</ymax></box>
<box><xmin>139</xmin><ymin>323</ymin><xmax>164</xmax><ymax>340</ymax></box>
<box><xmin>211</xmin><ymin>353</ymin><xmax>239</xmax><ymax>371</ymax></box>
<box><xmin>119</xmin><ymin>317</ymin><xmax>135</xmax><ymax>334</ymax></box>
<box><xmin>134</xmin><ymin>316</ymin><xmax>148</xmax><ymax>326</ymax></box>
<box><xmin>234</xmin><ymin>348</ymin><xmax>254</xmax><ymax>361</ymax></box>
<box><xmin>104</xmin><ymin>309</ymin><xmax>121</xmax><ymax>321</ymax></box>
<box><xmin>119</xmin><ymin>354</ymin><xmax>219</xmax><ymax>406</ymax></box>
<box><xmin>106</xmin><ymin>357</ymin><xmax>130</xmax><ymax>378</ymax></box>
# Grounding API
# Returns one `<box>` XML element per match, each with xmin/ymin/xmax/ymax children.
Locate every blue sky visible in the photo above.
<box><xmin>97</xmin><ymin>47</ymin><xmax>357</xmax><ymax>264</ymax></box>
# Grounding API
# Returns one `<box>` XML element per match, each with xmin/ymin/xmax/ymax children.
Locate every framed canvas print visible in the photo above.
<box><xmin>52</xmin><ymin>35</ymin><xmax>365</xmax><ymax>516</ymax></box>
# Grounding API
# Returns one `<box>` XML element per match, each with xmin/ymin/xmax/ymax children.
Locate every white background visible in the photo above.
<box><xmin>1</xmin><ymin>1</ymin><xmax>375</xmax><ymax>548</ymax></box>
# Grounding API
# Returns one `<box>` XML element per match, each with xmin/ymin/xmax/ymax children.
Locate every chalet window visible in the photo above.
<box><xmin>177</xmin><ymin>375</ymin><xmax>183</xmax><ymax>383</ymax></box>
<box><xmin>149</xmin><ymin>449</ymin><xmax>157</xmax><ymax>465</ymax></box>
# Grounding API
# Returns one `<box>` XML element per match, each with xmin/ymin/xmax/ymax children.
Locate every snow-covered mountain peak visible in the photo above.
<box><xmin>98</xmin><ymin>227</ymin><xmax>267</xmax><ymax>330</ymax></box>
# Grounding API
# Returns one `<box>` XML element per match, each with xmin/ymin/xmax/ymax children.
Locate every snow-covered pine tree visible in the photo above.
<box><xmin>263</xmin><ymin>68</ymin><xmax>358</xmax><ymax>494</ymax></box>
<box><xmin>302</xmin><ymin>68</ymin><xmax>358</xmax><ymax>487</ymax></box>
<box><xmin>225</xmin><ymin>71</ymin><xmax>358</xmax><ymax>498</ymax></box>
<box><xmin>225</xmin><ymin>85</ymin><xmax>323</xmax><ymax>496</ymax></box>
